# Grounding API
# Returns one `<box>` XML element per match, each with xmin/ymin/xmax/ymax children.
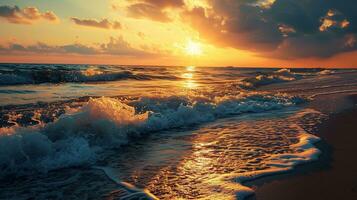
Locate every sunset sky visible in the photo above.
<box><xmin>0</xmin><ymin>0</ymin><xmax>356</xmax><ymax>67</ymax></box>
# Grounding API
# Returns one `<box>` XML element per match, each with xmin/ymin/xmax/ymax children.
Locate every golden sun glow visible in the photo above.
<box><xmin>185</xmin><ymin>41</ymin><xmax>203</xmax><ymax>56</ymax></box>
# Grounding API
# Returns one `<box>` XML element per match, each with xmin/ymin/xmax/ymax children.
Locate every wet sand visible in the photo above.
<box><xmin>247</xmin><ymin>94</ymin><xmax>357</xmax><ymax>200</ymax></box>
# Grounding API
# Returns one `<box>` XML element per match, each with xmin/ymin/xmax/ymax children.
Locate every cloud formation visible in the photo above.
<box><xmin>180</xmin><ymin>0</ymin><xmax>357</xmax><ymax>59</ymax></box>
<box><xmin>71</xmin><ymin>17</ymin><xmax>121</xmax><ymax>29</ymax></box>
<box><xmin>0</xmin><ymin>42</ymin><xmax>97</xmax><ymax>55</ymax></box>
<box><xmin>0</xmin><ymin>5</ymin><xmax>59</xmax><ymax>24</ymax></box>
<box><xmin>121</xmin><ymin>0</ymin><xmax>356</xmax><ymax>58</ymax></box>
<box><xmin>100</xmin><ymin>36</ymin><xmax>148</xmax><ymax>55</ymax></box>
<box><xmin>139</xmin><ymin>0</ymin><xmax>184</xmax><ymax>8</ymax></box>
<box><xmin>0</xmin><ymin>37</ymin><xmax>150</xmax><ymax>57</ymax></box>
<box><xmin>126</xmin><ymin>0</ymin><xmax>184</xmax><ymax>22</ymax></box>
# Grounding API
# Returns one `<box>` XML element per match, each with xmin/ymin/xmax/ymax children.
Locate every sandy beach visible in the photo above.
<box><xmin>248</xmin><ymin>94</ymin><xmax>357</xmax><ymax>200</ymax></box>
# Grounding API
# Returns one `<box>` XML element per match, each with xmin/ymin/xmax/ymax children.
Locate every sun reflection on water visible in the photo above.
<box><xmin>186</xmin><ymin>66</ymin><xmax>196</xmax><ymax>72</ymax></box>
<box><xmin>183</xmin><ymin>80</ymin><xmax>198</xmax><ymax>89</ymax></box>
<box><xmin>181</xmin><ymin>66</ymin><xmax>198</xmax><ymax>89</ymax></box>
<box><xmin>182</xmin><ymin>73</ymin><xmax>193</xmax><ymax>79</ymax></box>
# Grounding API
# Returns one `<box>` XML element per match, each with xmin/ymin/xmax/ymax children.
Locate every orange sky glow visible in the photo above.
<box><xmin>0</xmin><ymin>0</ymin><xmax>356</xmax><ymax>68</ymax></box>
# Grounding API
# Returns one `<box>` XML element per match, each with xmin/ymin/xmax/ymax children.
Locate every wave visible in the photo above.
<box><xmin>0</xmin><ymin>92</ymin><xmax>304</xmax><ymax>177</ymax></box>
<box><xmin>97</xmin><ymin>108</ymin><xmax>323</xmax><ymax>200</ymax></box>
<box><xmin>234</xmin><ymin>68</ymin><xmax>340</xmax><ymax>90</ymax></box>
<box><xmin>237</xmin><ymin>69</ymin><xmax>302</xmax><ymax>89</ymax></box>
<box><xmin>0</xmin><ymin>73</ymin><xmax>33</xmax><ymax>85</ymax></box>
<box><xmin>0</xmin><ymin>68</ymin><xmax>179</xmax><ymax>86</ymax></box>
<box><xmin>317</xmin><ymin>69</ymin><xmax>334</xmax><ymax>75</ymax></box>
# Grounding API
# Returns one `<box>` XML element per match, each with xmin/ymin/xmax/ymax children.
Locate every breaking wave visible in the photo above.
<box><xmin>0</xmin><ymin>92</ymin><xmax>304</xmax><ymax>177</ymax></box>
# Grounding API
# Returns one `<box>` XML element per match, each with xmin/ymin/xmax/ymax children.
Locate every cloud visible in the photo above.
<box><xmin>0</xmin><ymin>37</ymin><xmax>152</xmax><ymax>57</ymax></box>
<box><xmin>0</xmin><ymin>42</ymin><xmax>97</xmax><ymax>55</ymax></box>
<box><xmin>127</xmin><ymin>3</ymin><xmax>170</xmax><ymax>22</ymax></box>
<box><xmin>180</xmin><ymin>0</ymin><xmax>357</xmax><ymax>59</ymax></box>
<box><xmin>126</xmin><ymin>0</ymin><xmax>184</xmax><ymax>22</ymax></box>
<box><xmin>0</xmin><ymin>5</ymin><xmax>59</xmax><ymax>24</ymax></box>
<box><xmin>137</xmin><ymin>0</ymin><xmax>184</xmax><ymax>8</ymax></box>
<box><xmin>100</xmin><ymin>36</ymin><xmax>149</xmax><ymax>56</ymax></box>
<box><xmin>319</xmin><ymin>9</ymin><xmax>350</xmax><ymax>32</ymax></box>
<box><xmin>71</xmin><ymin>17</ymin><xmax>121</xmax><ymax>29</ymax></box>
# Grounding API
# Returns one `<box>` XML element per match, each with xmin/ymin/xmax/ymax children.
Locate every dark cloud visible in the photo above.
<box><xmin>126</xmin><ymin>0</ymin><xmax>184</xmax><ymax>22</ymax></box>
<box><xmin>0</xmin><ymin>5</ymin><xmax>59</xmax><ymax>24</ymax></box>
<box><xmin>0</xmin><ymin>37</ymin><xmax>151</xmax><ymax>57</ymax></box>
<box><xmin>71</xmin><ymin>17</ymin><xmax>121</xmax><ymax>29</ymax></box>
<box><xmin>181</xmin><ymin>0</ymin><xmax>357</xmax><ymax>59</ymax></box>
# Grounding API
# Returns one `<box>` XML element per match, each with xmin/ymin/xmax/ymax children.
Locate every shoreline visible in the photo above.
<box><xmin>246</xmin><ymin>94</ymin><xmax>357</xmax><ymax>200</ymax></box>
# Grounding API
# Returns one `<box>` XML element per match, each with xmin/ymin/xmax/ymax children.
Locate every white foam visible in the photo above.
<box><xmin>238</xmin><ymin>68</ymin><xmax>302</xmax><ymax>89</ymax></box>
<box><xmin>318</xmin><ymin>69</ymin><xmax>334</xmax><ymax>75</ymax></box>
<box><xmin>93</xmin><ymin>166</ymin><xmax>158</xmax><ymax>200</ymax></box>
<box><xmin>201</xmin><ymin>109</ymin><xmax>322</xmax><ymax>199</ymax></box>
<box><xmin>0</xmin><ymin>93</ymin><xmax>304</xmax><ymax>177</ymax></box>
<box><xmin>0</xmin><ymin>129</ymin><xmax>94</xmax><ymax>176</ymax></box>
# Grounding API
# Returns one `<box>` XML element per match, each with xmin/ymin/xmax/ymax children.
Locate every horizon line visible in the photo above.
<box><xmin>0</xmin><ymin>61</ymin><xmax>355</xmax><ymax>69</ymax></box>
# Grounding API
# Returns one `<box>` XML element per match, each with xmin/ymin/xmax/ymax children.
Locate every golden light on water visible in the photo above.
<box><xmin>186</xmin><ymin>66</ymin><xmax>196</xmax><ymax>72</ymax></box>
<box><xmin>182</xmin><ymin>73</ymin><xmax>193</xmax><ymax>79</ymax></box>
<box><xmin>184</xmin><ymin>80</ymin><xmax>198</xmax><ymax>89</ymax></box>
<box><xmin>181</xmin><ymin>66</ymin><xmax>198</xmax><ymax>89</ymax></box>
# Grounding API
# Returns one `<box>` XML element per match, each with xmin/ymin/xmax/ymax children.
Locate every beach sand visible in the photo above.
<box><xmin>247</xmin><ymin>94</ymin><xmax>357</xmax><ymax>200</ymax></box>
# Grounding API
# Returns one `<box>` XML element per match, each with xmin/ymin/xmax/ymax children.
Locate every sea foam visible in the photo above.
<box><xmin>0</xmin><ymin>92</ymin><xmax>304</xmax><ymax>177</ymax></box>
<box><xmin>193</xmin><ymin>109</ymin><xmax>323</xmax><ymax>200</ymax></box>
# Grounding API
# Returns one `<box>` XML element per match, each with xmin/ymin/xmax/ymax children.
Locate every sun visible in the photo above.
<box><xmin>185</xmin><ymin>40</ymin><xmax>202</xmax><ymax>56</ymax></box>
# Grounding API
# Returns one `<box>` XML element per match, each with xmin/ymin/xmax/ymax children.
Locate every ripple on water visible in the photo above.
<box><xmin>99</xmin><ymin>108</ymin><xmax>324</xmax><ymax>200</ymax></box>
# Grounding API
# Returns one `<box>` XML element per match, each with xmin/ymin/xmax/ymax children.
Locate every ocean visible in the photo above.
<box><xmin>0</xmin><ymin>64</ymin><xmax>356</xmax><ymax>199</ymax></box>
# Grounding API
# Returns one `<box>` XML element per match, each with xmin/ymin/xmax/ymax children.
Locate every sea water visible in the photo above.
<box><xmin>0</xmin><ymin>64</ymin><xmax>356</xmax><ymax>199</ymax></box>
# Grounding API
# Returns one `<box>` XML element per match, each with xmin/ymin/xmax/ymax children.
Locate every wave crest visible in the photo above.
<box><xmin>238</xmin><ymin>69</ymin><xmax>302</xmax><ymax>89</ymax></box>
<box><xmin>0</xmin><ymin>92</ymin><xmax>304</xmax><ymax>176</ymax></box>
<box><xmin>0</xmin><ymin>68</ymin><xmax>179</xmax><ymax>86</ymax></box>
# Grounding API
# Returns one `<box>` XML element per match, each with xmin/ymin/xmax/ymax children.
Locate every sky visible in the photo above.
<box><xmin>0</xmin><ymin>0</ymin><xmax>356</xmax><ymax>67</ymax></box>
